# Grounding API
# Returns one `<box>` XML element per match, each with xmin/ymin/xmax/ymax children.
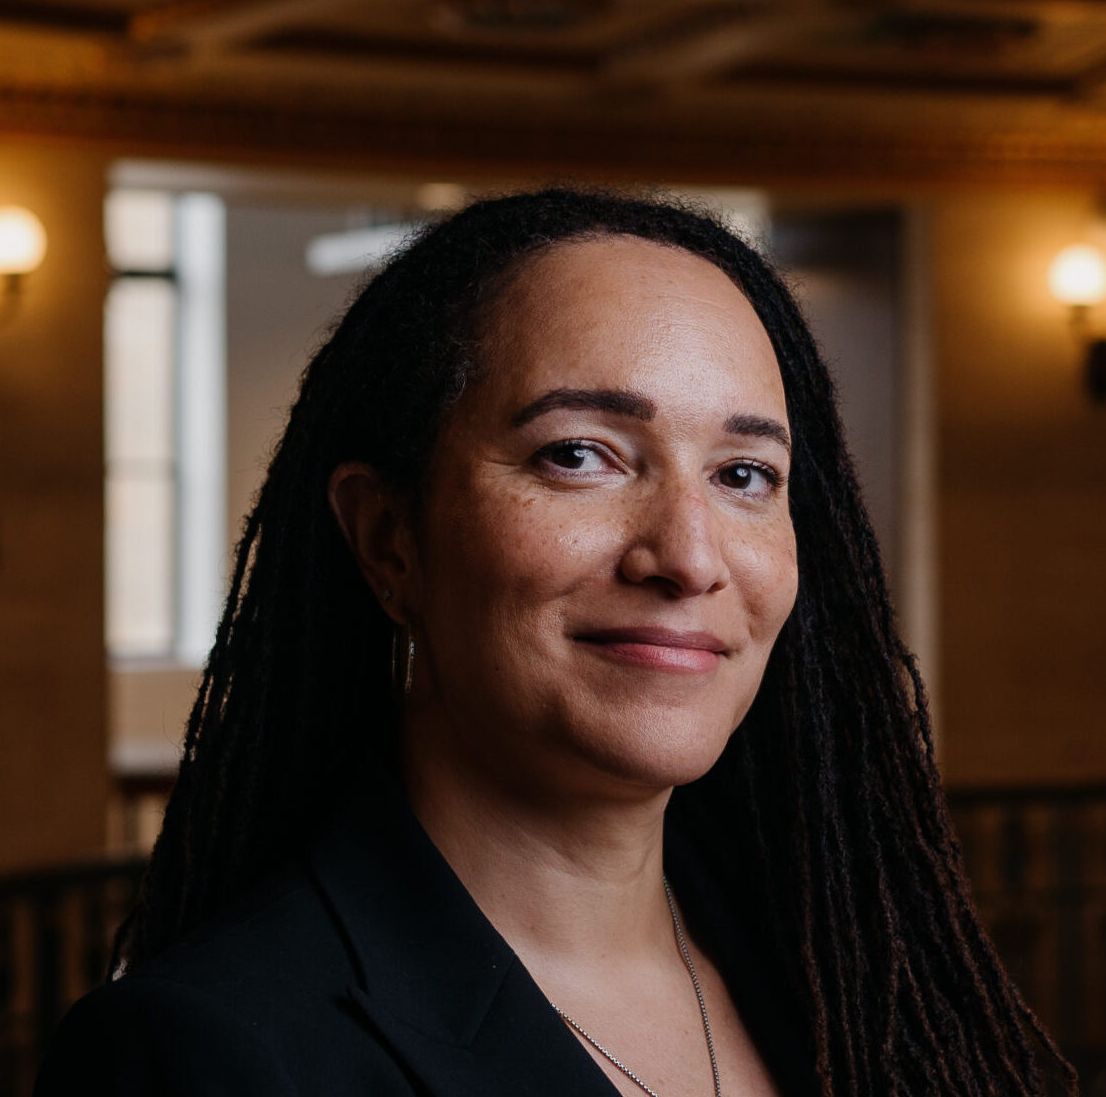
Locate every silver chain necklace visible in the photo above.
<box><xmin>550</xmin><ymin>877</ymin><xmax>723</xmax><ymax>1097</ymax></box>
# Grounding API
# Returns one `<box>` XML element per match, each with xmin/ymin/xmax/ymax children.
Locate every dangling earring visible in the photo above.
<box><xmin>390</xmin><ymin>626</ymin><xmax>415</xmax><ymax>695</ymax></box>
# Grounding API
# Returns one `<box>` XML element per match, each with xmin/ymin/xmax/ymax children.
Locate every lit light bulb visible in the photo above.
<box><xmin>1048</xmin><ymin>244</ymin><xmax>1106</xmax><ymax>307</ymax></box>
<box><xmin>0</xmin><ymin>206</ymin><xmax>47</xmax><ymax>276</ymax></box>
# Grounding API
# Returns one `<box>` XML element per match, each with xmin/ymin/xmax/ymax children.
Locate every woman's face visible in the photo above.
<box><xmin>405</xmin><ymin>236</ymin><xmax>798</xmax><ymax>801</ymax></box>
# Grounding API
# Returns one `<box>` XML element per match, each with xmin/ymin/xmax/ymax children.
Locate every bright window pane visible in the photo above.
<box><xmin>105</xmin><ymin>476</ymin><xmax>174</xmax><ymax>656</ymax></box>
<box><xmin>105</xmin><ymin>190</ymin><xmax>174</xmax><ymax>272</ymax></box>
<box><xmin>105</xmin><ymin>278</ymin><xmax>175</xmax><ymax>465</ymax></box>
<box><xmin>104</xmin><ymin>187</ymin><xmax>226</xmax><ymax>664</ymax></box>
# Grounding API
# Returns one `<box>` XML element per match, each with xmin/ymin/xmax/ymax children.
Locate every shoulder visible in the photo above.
<box><xmin>34</xmin><ymin>974</ymin><xmax>300</xmax><ymax>1096</ymax></box>
<box><xmin>135</xmin><ymin>856</ymin><xmax>349</xmax><ymax>1003</ymax></box>
<box><xmin>36</xmin><ymin>856</ymin><xmax>418</xmax><ymax>1097</ymax></box>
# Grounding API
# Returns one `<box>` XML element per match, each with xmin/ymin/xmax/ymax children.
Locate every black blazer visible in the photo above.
<box><xmin>35</xmin><ymin>781</ymin><xmax>816</xmax><ymax>1096</ymax></box>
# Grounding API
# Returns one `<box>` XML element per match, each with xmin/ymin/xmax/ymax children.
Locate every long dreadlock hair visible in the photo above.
<box><xmin>112</xmin><ymin>187</ymin><xmax>1075</xmax><ymax>1096</ymax></box>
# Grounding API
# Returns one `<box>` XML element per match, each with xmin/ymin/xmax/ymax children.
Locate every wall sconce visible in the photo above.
<box><xmin>0</xmin><ymin>205</ymin><xmax>48</xmax><ymax>310</ymax></box>
<box><xmin>1048</xmin><ymin>243</ymin><xmax>1106</xmax><ymax>402</ymax></box>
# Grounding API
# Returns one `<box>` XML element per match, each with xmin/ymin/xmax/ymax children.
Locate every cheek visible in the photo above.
<box><xmin>733</xmin><ymin>520</ymin><xmax>798</xmax><ymax>641</ymax></box>
<box><xmin>422</xmin><ymin>482</ymin><xmax>618</xmax><ymax>621</ymax></box>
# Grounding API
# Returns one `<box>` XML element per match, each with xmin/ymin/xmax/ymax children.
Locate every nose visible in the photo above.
<box><xmin>618</xmin><ymin>481</ymin><xmax>730</xmax><ymax>598</ymax></box>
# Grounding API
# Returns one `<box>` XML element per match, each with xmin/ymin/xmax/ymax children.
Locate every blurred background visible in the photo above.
<box><xmin>1</xmin><ymin>0</ymin><xmax>1105</xmax><ymax>1092</ymax></box>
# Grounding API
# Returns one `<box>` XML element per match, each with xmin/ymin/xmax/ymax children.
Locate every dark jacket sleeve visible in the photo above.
<box><xmin>34</xmin><ymin>975</ymin><xmax>300</xmax><ymax>1097</ymax></box>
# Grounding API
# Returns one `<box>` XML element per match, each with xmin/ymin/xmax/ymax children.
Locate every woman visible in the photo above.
<box><xmin>37</xmin><ymin>188</ymin><xmax>1073</xmax><ymax>1096</ymax></box>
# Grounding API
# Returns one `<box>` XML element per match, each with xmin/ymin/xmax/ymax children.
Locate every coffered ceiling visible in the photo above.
<box><xmin>5</xmin><ymin>0</ymin><xmax>1106</xmax><ymax>185</ymax></box>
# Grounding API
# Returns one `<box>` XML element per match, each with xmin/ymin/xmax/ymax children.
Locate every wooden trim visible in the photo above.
<box><xmin>5</xmin><ymin>86</ymin><xmax>1106</xmax><ymax>187</ymax></box>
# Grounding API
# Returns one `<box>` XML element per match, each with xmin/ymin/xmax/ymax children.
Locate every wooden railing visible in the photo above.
<box><xmin>1</xmin><ymin>785</ymin><xmax>1104</xmax><ymax>1095</ymax></box>
<box><xmin>0</xmin><ymin>856</ymin><xmax>145</xmax><ymax>1097</ymax></box>
<box><xmin>947</xmin><ymin>784</ymin><xmax>1106</xmax><ymax>1089</ymax></box>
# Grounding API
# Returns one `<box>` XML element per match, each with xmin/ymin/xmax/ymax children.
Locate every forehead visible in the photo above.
<box><xmin>476</xmin><ymin>235</ymin><xmax>784</xmax><ymax>410</ymax></box>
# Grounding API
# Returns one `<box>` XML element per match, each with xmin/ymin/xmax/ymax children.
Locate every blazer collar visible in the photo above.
<box><xmin>306</xmin><ymin>776</ymin><xmax>617</xmax><ymax>1096</ymax></box>
<box><xmin>306</xmin><ymin>777</ymin><xmax>816</xmax><ymax>1097</ymax></box>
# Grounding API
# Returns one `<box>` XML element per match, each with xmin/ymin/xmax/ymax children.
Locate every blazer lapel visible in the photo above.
<box><xmin>307</xmin><ymin>780</ymin><xmax>618</xmax><ymax>1097</ymax></box>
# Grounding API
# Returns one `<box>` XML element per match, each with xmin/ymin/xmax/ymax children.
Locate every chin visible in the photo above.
<box><xmin>567</xmin><ymin>710</ymin><xmax>737</xmax><ymax>795</ymax></box>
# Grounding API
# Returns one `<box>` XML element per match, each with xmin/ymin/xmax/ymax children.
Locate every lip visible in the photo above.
<box><xmin>576</xmin><ymin>626</ymin><xmax>727</xmax><ymax>651</ymax></box>
<box><xmin>574</xmin><ymin>626</ymin><xmax>727</xmax><ymax>673</ymax></box>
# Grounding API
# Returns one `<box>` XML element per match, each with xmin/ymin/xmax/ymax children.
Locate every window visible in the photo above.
<box><xmin>104</xmin><ymin>189</ymin><xmax>226</xmax><ymax>665</ymax></box>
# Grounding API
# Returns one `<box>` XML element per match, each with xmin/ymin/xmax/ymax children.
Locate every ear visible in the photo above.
<box><xmin>327</xmin><ymin>462</ymin><xmax>418</xmax><ymax>624</ymax></box>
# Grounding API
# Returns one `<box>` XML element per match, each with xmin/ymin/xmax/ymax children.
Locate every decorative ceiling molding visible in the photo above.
<box><xmin>129</xmin><ymin>0</ymin><xmax>361</xmax><ymax>53</ymax></box>
<box><xmin>3</xmin><ymin>0</ymin><xmax>1106</xmax><ymax>184</ymax></box>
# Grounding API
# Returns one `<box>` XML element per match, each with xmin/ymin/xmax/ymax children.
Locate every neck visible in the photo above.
<box><xmin>401</xmin><ymin>726</ymin><xmax>676</xmax><ymax>973</ymax></box>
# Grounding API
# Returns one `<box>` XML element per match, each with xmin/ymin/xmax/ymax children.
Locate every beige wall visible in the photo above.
<box><xmin>224</xmin><ymin>201</ymin><xmax>362</xmax><ymax>562</ymax></box>
<box><xmin>932</xmin><ymin>190</ymin><xmax>1106</xmax><ymax>786</ymax></box>
<box><xmin>0</xmin><ymin>142</ymin><xmax>109</xmax><ymax>870</ymax></box>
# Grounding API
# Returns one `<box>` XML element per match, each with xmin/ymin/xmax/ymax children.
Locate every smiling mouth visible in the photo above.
<box><xmin>574</xmin><ymin>627</ymin><xmax>726</xmax><ymax>673</ymax></box>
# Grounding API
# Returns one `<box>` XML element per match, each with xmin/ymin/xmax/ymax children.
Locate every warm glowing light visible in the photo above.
<box><xmin>1048</xmin><ymin>244</ymin><xmax>1106</xmax><ymax>306</ymax></box>
<box><xmin>0</xmin><ymin>206</ymin><xmax>47</xmax><ymax>276</ymax></box>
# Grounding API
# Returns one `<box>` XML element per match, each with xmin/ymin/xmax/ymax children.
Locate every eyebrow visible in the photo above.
<box><xmin>510</xmin><ymin>386</ymin><xmax>791</xmax><ymax>454</ymax></box>
<box><xmin>723</xmin><ymin>412</ymin><xmax>792</xmax><ymax>454</ymax></box>
<box><xmin>509</xmin><ymin>387</ymin><xmax>656</xmax><ymax>427</ymax></box>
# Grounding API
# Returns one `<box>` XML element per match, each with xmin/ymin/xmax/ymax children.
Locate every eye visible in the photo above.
<box><xmin>716</xmin><ymin>460</ymin><xmax>780</xmax><ymax>497</ymax></box>
<box><xmin>533</xmin><ymin>440</ymin><xmax>611</xmax><ymax>475</ymax></box>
